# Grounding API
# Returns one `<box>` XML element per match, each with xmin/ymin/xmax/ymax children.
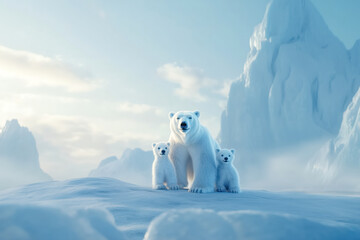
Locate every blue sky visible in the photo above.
<box><xmin>0</xmin><ymin>0</ymin><xmax>359</xmax><ymax>179</ymax></box>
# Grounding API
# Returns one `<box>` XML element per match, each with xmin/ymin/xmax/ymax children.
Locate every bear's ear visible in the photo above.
<box><xmin>169</xmin><ymin>112</ymin><xmax>175</xmax><ymax>119</ymax></box>
<box><xmin>230</xmin><ymin>149</ymin><xmax>235</xmax><ymax>154</ymax></box>
<box><xmin>194</xmin><ymin>111</ymin><xmax>200</xmax><ymax>118</ymax></box>
<box><xmin>167</xmin><ymin>142</ymin><xmax>170</xmax><ymax>146</ymax></box>
<box><xmin>152</xmin><ymin>143</ymin><xmax>156</xmax><ymax>148</ymax></box>
<box><xmin>216</xmin><ymin>149</ymin><xmax>220</xmax><ymax>153</ymax></box>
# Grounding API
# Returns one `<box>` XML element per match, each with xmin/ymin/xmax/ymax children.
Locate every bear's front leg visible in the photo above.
<box><xmin>165</xmin><ymin>163</ymin><xmax>179</xmax><ymax>190</ymax></box>
<box><xmin>188</xmin><ymin>148</ymin><xmax>216</xmax><ymax>193</ymax></box>
<box><xmin>152</xmin><ymin>167</ymin><xmax>167</xmax><ymax>190</ymax></box>
<box><xmin>173</xmin><ymin>161</ymin><xmax>188</xmax><ymax>189</ymax></box>
<box><xmin>216</xmin><ymin>173</ymin><xmax>226</xmax><ymax>192</ymax></box>
<box><xmin>169</xmin><ymin>145</ymin><xmax>189</xmax><ymax>189</ymax></box>
<box><xmin>216</xmin><ymin>178</ymin><xmax>226</xmax><ymax>192</ymax></box>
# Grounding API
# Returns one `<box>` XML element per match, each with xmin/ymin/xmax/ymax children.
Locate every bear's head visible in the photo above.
<box><xmin>152</xmin><ymin>142</ymin><xmax>170</xmax><ymax>157</ymax></box>
<box><xmin>216</xmin><ymin>148</ymin><xmax>235</xmax><ymax>164</ymax></box>
<box><xmin>168</xmin><ymin>111</ymin><xmax>200</xmax><ymax>141</ymax></box>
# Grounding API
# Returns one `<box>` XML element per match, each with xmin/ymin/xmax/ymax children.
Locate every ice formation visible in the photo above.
<box><xmin>311</xmin><ymin>87</ymin><xmax>360</xmax><ymax>190</ymax></box>
<box><xmin>89</xmin><ymin>148</ymin><xmax>153</xmax><ymax>186</ymax></box>
<box><xmin>220</xmin><ymin>0</ymin><xmax>360</xmax><ymax>150</ymax></box>
<box><xmin>0</xmin><ymin>119</ymin><xmax>51</xmax><ymax>189</ymax></box>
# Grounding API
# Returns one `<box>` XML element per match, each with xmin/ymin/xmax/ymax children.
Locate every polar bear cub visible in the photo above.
<box><xmin>216</xmin><ymin>148</ymin><xmax>240</xmax><ymax>193</ymax></box>
<box><xmin>152</xmin><ymin>142</ymin><xmax>179</xmax><ymax>190</ymax></box>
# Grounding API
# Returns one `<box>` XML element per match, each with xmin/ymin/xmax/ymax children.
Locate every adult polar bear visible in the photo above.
<box><xmin>168</xmin><ymin>111</ymin><xmax>219</xmax><ymax>193</ymax></box>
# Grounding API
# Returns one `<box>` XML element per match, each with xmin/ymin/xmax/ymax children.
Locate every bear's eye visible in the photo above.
<box><xmin>229</xmin><ymin>155</ymin><xmax>231</xmax><ymax>157</ymax></box>
<box><xmin>165</xmin><ymin>147</ymin><xmax>167</xmax><ymax>149</ymax></box>
<box><xmin>221</xmin><ymin>154</ymin><xmax>223</xmax><ymax>157</ymax></box>
<box><xmin>176</xmin><ymin>117</ymin><xmax>180</xmax><ymax>120</ymax></box>
<box><xmin>158</xmin><ymin>147</ymin><xmax>160</xmax><ymax>150</ymax></box>
<box><xmin>188</xmin><ymin>116</ymin><xmax>192</xmax><ymax>119</ymax></box>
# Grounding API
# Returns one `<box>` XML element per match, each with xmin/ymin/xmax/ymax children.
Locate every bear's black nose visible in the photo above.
<box><xmin>224</xmin><ymin>157</ymin><xmax>228</xmax><ymax>161</ymax></box>
<box><xmin>181</xmin><ymin>122</ymin><xmax>187</xmax><ymax>128</ymax></box>
<box><xmin>161</xmin><ymin>150</ymin><xmax>165</xmax><ymax>154</ymax></box>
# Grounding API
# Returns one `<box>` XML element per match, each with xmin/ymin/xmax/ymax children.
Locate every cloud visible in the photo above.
<box><xmin>218</xmin><ymin>80</ymin><xmax>234</xmax><ymax>97</ymax></box>
<box><xmin>117</xmin><ymin>102</ymin><xmax>164</xmax><ymax>116</ymax></box>
<box><xmin>157</xmin><ymin>63</ymin><xmax>215</xmax><ymax>102</ymax></box>
<box><xmin>0</xmin><ymin>90</ymin><xmax>170</xmax><ymax>180</ymax></box>
<box><xmin>98</xmin><ymin>10</ymin><xmax>106</xmax><ymax>19</ymax></box>
<box><xmin>28</xmin><ymin>115</ymin><xmax>138</xmax><ymax>179</ymax></box>
<box><xmin>0</xmin><ymin>45</ymin><xmax>99</xmax><ymax>92</ymax></box>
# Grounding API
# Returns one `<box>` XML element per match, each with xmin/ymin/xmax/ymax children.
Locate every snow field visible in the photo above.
<box><xmin>145</xmin><ymin>209</ymin><xmax>360</xmax><ymax>240</ymax></box>
<box><xmin>0</xmin><ymin>178</ymin><xmax>359</xmax><ymax>240</ymax></box>
<box><xmin>0</xmin><ymin>204</ymin><xmax>125</xmax><ymax>240</ymax></box>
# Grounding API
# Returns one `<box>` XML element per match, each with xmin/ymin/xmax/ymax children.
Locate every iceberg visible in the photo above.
<box><xmin>220</xmin><ymin>0</ymin><xmax>360</xmax><ymax>151</ymax></box>
<box><xmin>0</xmin><ymin>119</ymin><xmax>51</xmax><ymax>189</ymax></box>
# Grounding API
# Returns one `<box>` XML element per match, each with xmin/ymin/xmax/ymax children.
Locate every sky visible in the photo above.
<box><xmin>0</xmin><ymin>0</ymin><xmax>359</xmax><ymax>180</ymax></box>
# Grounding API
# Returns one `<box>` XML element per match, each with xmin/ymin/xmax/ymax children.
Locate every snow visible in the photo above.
<box><xmin>89</xmin><ymin>148</ymin><xmax>153</xmax><ymax>186</ymax></box>
<box><xmin>0</xmin><ymin>177</ymin><xmax>359</xmax><ymax>240</ymax></box>
<box><xmin>0</xmin><ymin>204</ymin><xmax>125</xmax><ymax>240</ymax></box>
<box><xmin>220</xmin><ymin>0</ymin><xmax>360</xmax><ymax>150</ymax></box>
<box><xmin>146</xmin><ymin>209</ymin><xmax>360</xmax><ymax>240</ymax></box>
<box><xmin>0</xmin><ymin>119</ymin><xmax>51</xmax><ymax>190</ymax></box>
<box><xmin>145</xmin><ymin>209</ymin><xmax>237</xmax><ymax>240</ymax></box>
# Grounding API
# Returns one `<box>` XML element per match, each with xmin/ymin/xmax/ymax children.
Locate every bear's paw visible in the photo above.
<box><xmin>153</xmin><ymin>184</ymin><xmax>167</xmax><ymax>190</ymax></box>
<box><xmin>189</xmin><ymin>187</ymin><xmax>214</xmax><ymax>193</ymax></box>
<box><xmin>228</xmin><ymin>187</ymin><xmax>240</xmax><ymax>193</ymax></box>
<box><xmin>167</xmin><ymin>185</ymin><xmax>179</xmax><ymax>190</ymax></box>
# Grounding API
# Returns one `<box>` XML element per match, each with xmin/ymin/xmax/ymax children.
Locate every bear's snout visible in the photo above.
<box><xmin>180</xmin><ymin>122</ymin><xmax>188</xmax><ymax>129</ymax></box>
<box><xmin>224</xmin><ymin>157</ymin><xmax>229</xmax><ymax>162</ymax></box>
<box><xmin>161</xmin><ymin>149</ymin><xmax>166</xmax><ymax>154</ymax></box>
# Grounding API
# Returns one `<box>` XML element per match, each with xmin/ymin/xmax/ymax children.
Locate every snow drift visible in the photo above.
<box><xmin>145</xmin><ymin>209</ymin><xmax>360</xmax><ymax>240</ymax></box>
<box><xmin>0</xmin><ymin>177</ymin><xmax>359</xmax><ymax>240</ymax></box>
<box><xmin>220</xmin><ymin>0</ymin><xmax>360</xmax><ymax>151</ymax></box>
<box><xmin>89</xmin><ymin>148</ymin><xmax>153</xmax><ymax>186</ymax></box>
<box><xmin>0</xmin><ymin>204</ymin><xmax>125</xmax><ymax>240</ymax></box>
<box><xmin>0</xmin><ymin>119</ymin><xmax>51</xmax><ymax>189</ymax></box>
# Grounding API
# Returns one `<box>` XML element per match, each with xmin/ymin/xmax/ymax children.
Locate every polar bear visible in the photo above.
<box><xmin>168</xmin><ymin>111</ymin><xmax>219</xmax><ymax>193</ymax></box>
<box><xmin>152</xmin><ymin>142</ymin><xmax>179</xmax><ymax>190</ymax></box>
<box><xmin>216</xmin><ymin>148</ymin><xmax>240</xmax><ymax>193</ymax></box>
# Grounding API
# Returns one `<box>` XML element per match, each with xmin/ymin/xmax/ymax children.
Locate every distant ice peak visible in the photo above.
<box><xmin>1</xmin><ymin>119</ymin><xmax>21</xmax><ymax>133</ymax></box>
<box><xmin>0</xmin><ymin>119</ymin><xmax>52</xmax><ymax>189</ymax></box>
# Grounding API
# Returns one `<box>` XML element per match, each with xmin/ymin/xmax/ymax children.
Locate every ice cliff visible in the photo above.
<box><xmin>220</xmin><ymin>0</ymin><xmax>360</xmax><ymax>150</ymax></box>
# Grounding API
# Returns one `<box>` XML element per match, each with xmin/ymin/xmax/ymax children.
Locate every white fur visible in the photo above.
<box><xmin>216</xmin><ymin>149</ymin><xmax>240</xmax><ymax>193</ymax></box>
<box><xmin>152</xmin><ymin>142</ymin><xmax>179</xmax><ymax>190</ymax></box>
<box><xmin>168</xmin><ymin>111</ymin><xmax>219</xmax><ymax>193</ymax></box>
